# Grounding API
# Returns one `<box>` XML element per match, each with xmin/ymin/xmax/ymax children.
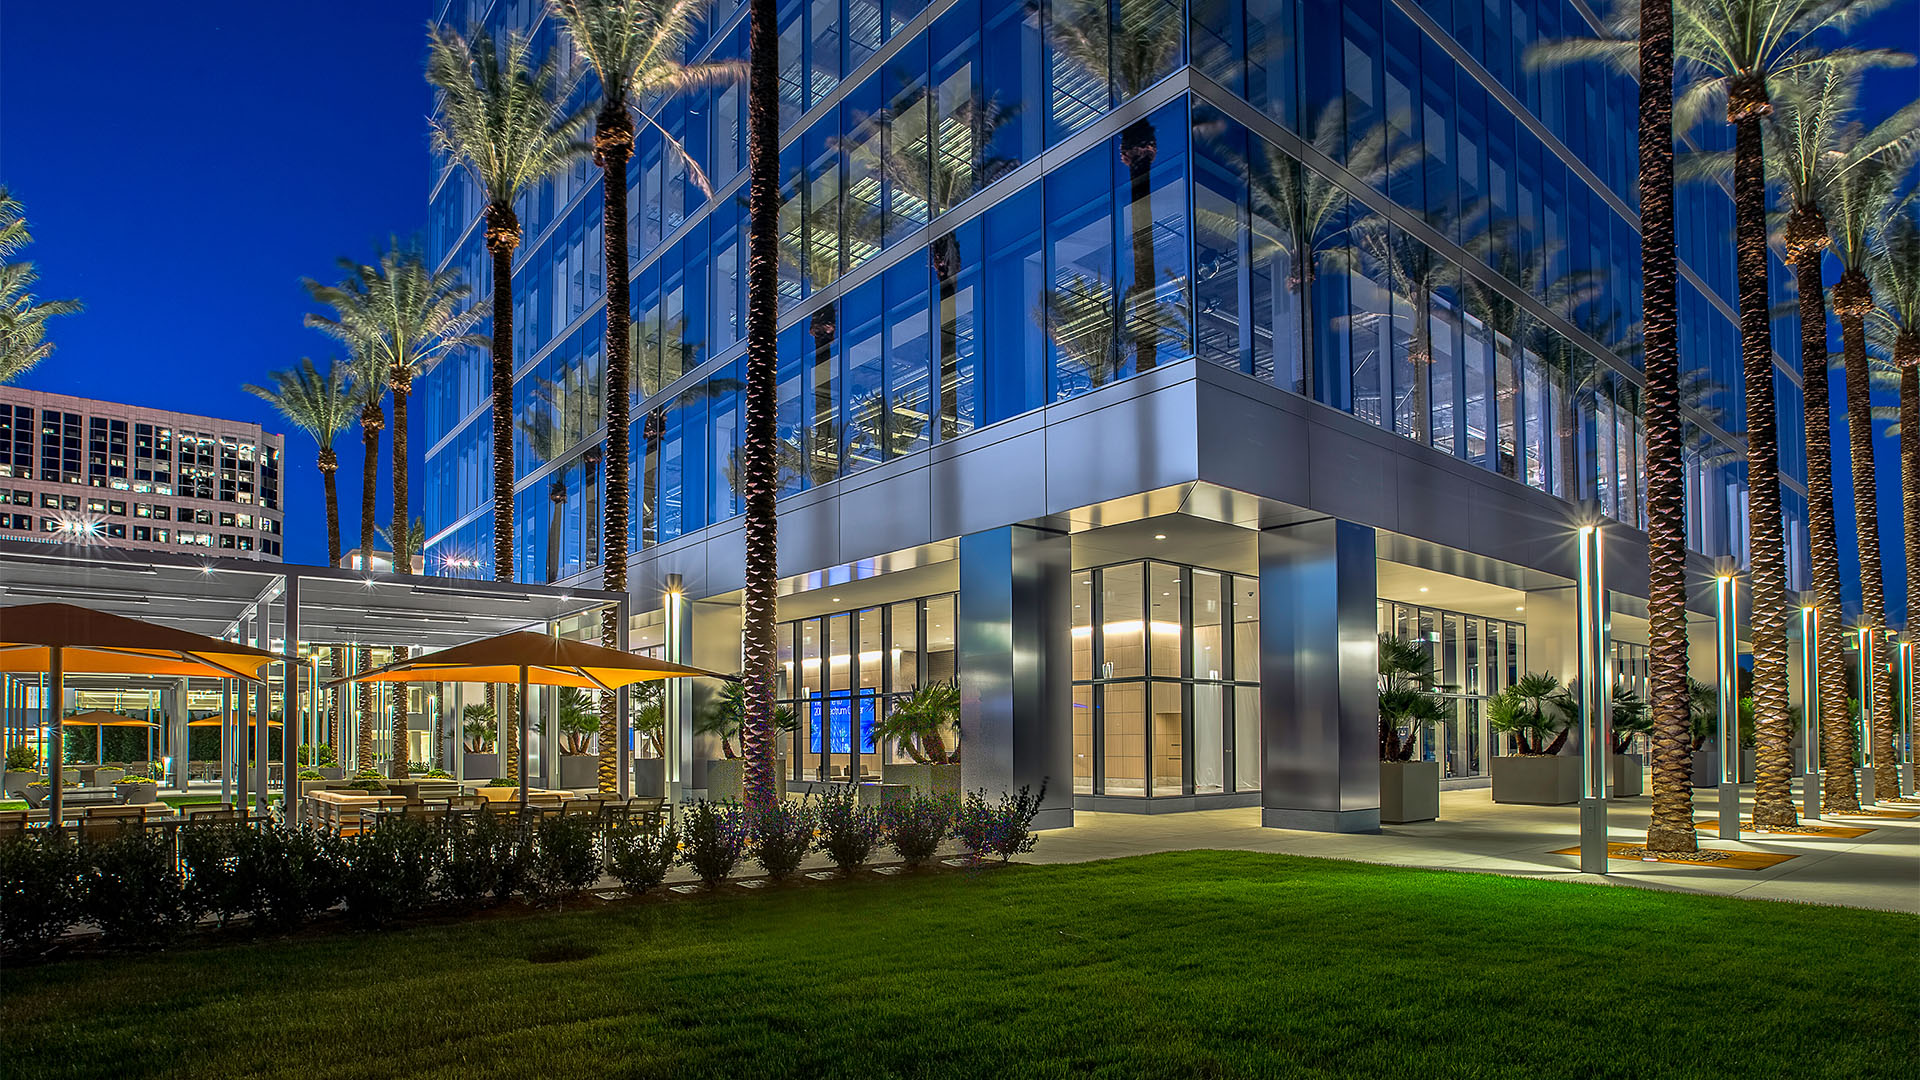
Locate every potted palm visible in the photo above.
<box><xmin>1487</xmin><ymin>673</ymin><xmax>1579</xmax><ymax>805</ymax></box>
<box><xmin>554</xmin><ymin>688</ymin><xmax>600</xmax><ymax>789</ymax></box>
<box><xmin>876</xmin><ymin>681</ymin><xmax>963</xmax><ymax>796</ymax></box>
<box><xmin>1608</xmin><ymin>686</ymin><xmax>1651</xmax><ymax>797</ymax></box>
<box><xmin>1377</xmin><ymin>635</ymin><xmax>1448</xmax><ymax>823</ymax></box>
<box><xmin>4</xmin><ymin>743</ymin><xmax>39</xmax><ymax>795</ymax></box>
<box><xmin>460</xmin><ymin>702</ymin><xmax>499</xmax><ymax>780</ymax></box>
<box><xmin>631</xmin><ymin>683</ymin><xmax>667</xmax><ymax>798</ymax></box>
<box><xmin>699</xmin><ymin>681</ymin><xmax>792</xmax><ymax>802</ymax></box>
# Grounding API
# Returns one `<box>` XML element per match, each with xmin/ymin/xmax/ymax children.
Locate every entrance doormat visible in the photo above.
<box><xmin>1824</xmin><ymin>808</ymin><xmax>1920</xmax><ymax>819</ymax></box>
<box><xmin>1695</xmin><ymin>820</ymin><xmax>1876</xmax><ymax>839</ymax></box>
<box><xmin>1549</xmin><ymin>843</ymin><xmax>1798</xmax><ymax>870</ymax></box>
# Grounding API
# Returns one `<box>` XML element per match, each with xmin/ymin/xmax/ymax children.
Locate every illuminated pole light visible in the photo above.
<box><xmin>663</xmin><ymin>574</ymin><xmax>685</xmax><ymax>802</ymax></box>
<box><xmin>1715</xmin><ymin>573</ymin><xmax>1740</xmax><ymax>840</ymax></box>
<box><xmin>1576</xmin><ymin>524</ymin><xmax>1610</xmax><ymax>875</ymax></box>
<box><xmin>1799</xmin><ymin>602</ymin><xmax>1818</xmax><ymax>819</ymax></box>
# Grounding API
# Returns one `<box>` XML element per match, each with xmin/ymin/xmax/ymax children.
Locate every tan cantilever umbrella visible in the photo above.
<box><xmin>0</xmin><ymin>602</ymin><xmax>278</xmax><ymax>823</ymax></box>
<box><xmin>337</xmin><ymin>630</ymin><xmax>730</xmax><ymax>811</ymax></box>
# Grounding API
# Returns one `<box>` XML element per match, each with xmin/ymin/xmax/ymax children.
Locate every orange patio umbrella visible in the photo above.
<box><xmin>0</xmin><ymin>602</ymin><xmax>279</xmax><ymax>822</ymax></box>
<box><xmin>63</xmin><ymin>710</ymin><xmax>161</xmax><ymax>727</ymax></box>
<box><xmin>185</xmin><ymin>712</ymin><xmax>283</xmax><ymax>727</ymax></box>
<box><xmin>338</xmin><ymin>630</ymin><xmax>730</xmax><ymax>811</ymax></box>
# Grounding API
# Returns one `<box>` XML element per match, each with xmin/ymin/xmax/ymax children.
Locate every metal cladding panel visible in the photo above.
<box><xmin>1258</xmin><ymin>518</ymin><xmax>1381</xmax><ymax>831</ymax></box>
<box><xmin>957</xmin><ymin>525</ymin><xmax>1074</xmax><ymax>829</ymax></box>
<box><xmin>1043</xmin><ymin>377</ymin><xmax>1201</xmax><ymax>518</ymax></box>
<box><xmin>930</xmin><ymin>424</ymin><xmax>1051</xmax><ymax>541</ymax></box>
<box><xmin>836</xmin><ymin>461</ymin><xmax>934</xmax><ymax>565</ymax></box>
<box><xmin>1192</xmin><ymin>374</ymin><xmax>1312</xmax><ymax>507</ymax></box>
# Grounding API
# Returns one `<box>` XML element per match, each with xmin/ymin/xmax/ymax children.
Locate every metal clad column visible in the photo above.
<box><xmin>616</xmin><ymin>598</ymin><xmax>631</xmax><ymax>800</ymax></box>
<box><xmin>1800</xmin><ymin>602</ymin><xmax>1820</xmax><ymax>819</ymax></box>
<box><xmin>283</xmin><ymin>575</ymin><xmax>301</xmax><ymax>824</ymax></box>
<box><xmin>1258</xmin><ymin>518</ymin><xmax>1381</xmax><ymax>833</ymax></box>
<box><xmin>957</xmin><ymin>525</ymin><xmax>1074</xmax><ymax>830</ymax></box>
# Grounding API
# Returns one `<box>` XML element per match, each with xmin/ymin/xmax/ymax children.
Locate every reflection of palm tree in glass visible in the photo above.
<box><xmin>843</xmin><ymin>86</ymin><xmax>1020</xmax><ymax>439</ymax></box>
<box><xmin>1347</xmin><ymin>214</ymin><xmax>1448</xmax><ymax>444</ymax></box>
<box><xmin>517</xmin><ymin>378</ymin><xmax>577</xmax><ymax>583</ymax></box>
<box><xmin>1047</xmin><ymin>0</ymin><xmax>1184</xmax><ymax>371</ymax></box>
<box><xmin>1039</xmin><ymin>272</ymin><xmax>1187</xmax><ymax>393</ymax></box>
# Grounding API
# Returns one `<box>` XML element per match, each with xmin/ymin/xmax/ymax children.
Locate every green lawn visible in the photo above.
<box><xmin>3</xmin><ymin>851</ymin><xmax>1914</xmax><ymax>1080</ymax></box>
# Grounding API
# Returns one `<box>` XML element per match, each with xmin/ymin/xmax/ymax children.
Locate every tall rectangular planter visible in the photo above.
<box><xmin>463</xmin><ymin>753</ymin><xmax>498</xmax><ymax>781</ymax></box>
<box><xmin>1610</xmin><ymin>753</ymin><xmax>1644</xmax><ymax>798</ymax></box>
<box><xmin>1379</xmin><ymin>760</ymin><xmax>1440</xmax><ymax>823</ymax></box>
<box><xmin>1490</xmin><ymin>755</ymin><xmax>1581</xmax><ymax>806</ymax></box>
<box><xmin>558</xmin><ymin>754</ymin><xmax>598</xmax><ymax>790</ymax></box>
<box><xmin>705</xmin><ymin>758</ymin><xmax>787</xmax><ymax>803</ymax></box>
<box><xmin>632</xmin><ymin>757</ymin><xmax>666</xmax><ymax>798</ymax></box>
<box><xmin>881</xmin><ymin>762</ymin><xmax>963</xmax><ymax>795</ymax></box>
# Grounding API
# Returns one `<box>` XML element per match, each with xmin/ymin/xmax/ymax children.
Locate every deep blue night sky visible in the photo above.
<box><xmin>2</xmin><ymin>2</ymin><xmax>1916</xmax><ymax>622</ymax></box>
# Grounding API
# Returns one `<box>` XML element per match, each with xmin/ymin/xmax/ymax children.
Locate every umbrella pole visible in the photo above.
<box><xmin>518</xmin><ymin>666</ymin><xmax>530</xmax><ymax>815</ymax></box>
<box><xmin>48</xmin><ymin>647</ymin><xmax>63</xmax><ymax>829</ymax></box>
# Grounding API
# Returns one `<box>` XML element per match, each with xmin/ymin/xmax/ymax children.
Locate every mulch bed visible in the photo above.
<box><xmin>1823</xmin><ymin>808</ymin><xmax>1920</xmax><ymax>819</ymax></box>
<box><xmin>1550</xmin><ymin>843</ymin><xmax>1798</xmax><ymax>870</ymax></box>
<box><xmin>1694</xmin><ymin>820</ymin><xmax>1876</xmax><ymax>839</ymax></box>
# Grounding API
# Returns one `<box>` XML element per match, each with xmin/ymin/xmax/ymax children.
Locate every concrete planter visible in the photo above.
<box><xmin>881</xmin><ymin>762</ymin><xmax>963</xmax><ymax>796</ymax></box>
<box><xmin>1490</xmin><ymin>755</ymin><xmax>1581</xmax><ymax>805</ymax></box>
<box><xmin>1690</xmin><ymin>743</ymin><xmax>1756</xmax><ymax>785</ymax></box>
<box><xmin>94</xmin><ymin>768</ymin><xmax>125</xmax><ymax>786</ymax></box>
<box><xmin>1858</xmin><ymin>765</ymin><xmax>1876</xmax><ymax>801</ymax></box>
<box><xmin>319</xmin><ymin>767</ymin><xmax>346</xmax><ymax>780</ymax></box>
<box><xmin>632</xmin><ymin>757</ymin><xmax>666</xmax><ymax>798</ymax></box>
<box><xmin>3</xmin><ymin>771</ymin><xmax>37</xmax><ymax>796</ymax></box>
<box><xmin>705</xmin><ymin>758</ymin><xmax>787</xmax><ymax>803</ymax></box>
<box><xmin>558</xmin><ymin>754</ymin><xmax>599</xmax><ymax>790</ymax></box>
<box><xmin>463</xmin><ymin>752</ymin><xmax>499</xmax><ymax>781</ymax></box>
<box><xmin>858</xmin><ymin>781</ymin><xmax>913</xmax><ymax>808</ymax></box>
<box><xmin>1610</xmin><ymin>753</ymin><xmax>1644</xmax><ymax>798</ymax></box>
<box><xmin>1379</xmin><ymin>760</ymin><xmax>1440</xmax><ymax>823</ymax></box>
<box><xmin>115</xmin><ymin>780</ymin><xmax>159</xmax><ymax>804</ymax></box>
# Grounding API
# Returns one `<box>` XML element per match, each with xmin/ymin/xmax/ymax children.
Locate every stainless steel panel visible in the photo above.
<box><xmin>1303</xmin><ymin>419</ymin><xmax>1404</xmax><ymax>532</ymax></box>
<box><xmin>957</xmin><ymin>525</ymin><xmax>1074</xmax><ymax>829</ymax></box>
<box><xmin>930</xmin><ymin>427</ymin><xmax>1050</xmax><ymax>540</ymax></box>
<box><xmin>1044</xmin><ymin>378</ymin><xmax>1200</xmax><ymax>518</ymax></box>
<box><xmin>835</xmin><ymin>463</ymin><xmax>934</xmax><ymax>566</ymax></box>
<box><xmin>1258</xmin><ymin>518</ymin><xmax>1381</xmax><ymax>832</ymax></box>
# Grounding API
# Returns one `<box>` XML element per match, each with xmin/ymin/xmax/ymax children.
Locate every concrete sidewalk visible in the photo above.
<box><xmin>1031</xmin><ymin>784</ymin><xmax>1920</xmax><ymax>913</ymax></box>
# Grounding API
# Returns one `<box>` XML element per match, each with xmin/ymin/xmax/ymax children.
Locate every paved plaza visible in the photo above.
<box><xmin>1030</xmin><ymin>785</ymin><xmax>1920</xmax><ymax>913</ymax></box>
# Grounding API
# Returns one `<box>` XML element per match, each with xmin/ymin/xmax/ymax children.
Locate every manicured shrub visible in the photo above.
<box><xmin>956</xmin><ymin>784</ymin><xmax>1047</xmax><ymax>862</ymax></box>
<box><xmin>339</xmin><ymin>816</ymin><xmax>439</xmax><ymax>928</ymax></box>
<box><xmin>82</xmin><ymin>828</ymin><xmax>188</xmax><ymax>947</ymax></box>
<box><xmin>606</xmin><ymin>820</ymin><xmax>678</xmax><ymax>895</ymax></box>
<box><xmin>232</xmin><ymin>824</ymin><xmax>344</xmax><ymax>931</ymax></box>
<box><xmin>678</xmin><ymin>800</ymin><xmax>748</xmax><ymax>887</ymax></box>
<box><xmin>0</xmin><ymin>831</ymin><xmax>82</xmax><ymax>954</ymax></box>
<box><xmin>748</xmin><ymin>802</ymin><xmax>816</xmax><ymax>881</ymax></box>
<box><xmin>179</xmin><ymin>823</ymin><xmax>247</xmax><ymax>925</ymax></box>
<box><xmin>522</xmin><ymin>814</ymin><xmax>600</xmax><ymax>907</ymax></box>
<box><xmin>816</xmin><ymin>790</ymin><xmax>882</xmax><ymax>873</ymax></box>
<box><xmin>882</xmin><ymin>793</ymin><xmax>957</xmax><ymax>867</ymax></box>
<box><xmin>441</xmin><ymin>808</ymin><xmax>528</xmax><ymax>907</ymax></box>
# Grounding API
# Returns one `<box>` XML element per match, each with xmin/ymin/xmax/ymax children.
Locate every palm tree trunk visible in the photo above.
<box><xmin>1792</xmin><ymin>231</ymin><xmax>1860</xmax><ymax>812</ymax></box>
<box><xmin>1640</xmin><ymin>0</ymin><xmax>1695</xmax><ymax>852</ymax></box>
<box><xmin>486</xmin><ymin>203</ymin><xmax>520</xmax><ymax>584</ymax></box>
<box><xmin>1904</xmin><ymin>360</ymin><xmax>1918</xmax><ymax>752</ymax></box>
<box><xmin>1122</xmin><ymin>119</ymin><xmax>1158</xmax><ymax>373</ymax></box>
<box><xmin>1730</xmin><ymin>98</ymin><xmax>1796</xmax><ymax>827</ymax></box>
<box><xmin>597</xmin><ymin>105</ymin><xmax>636</xmax><ymax>795</ymax></box>
<box><xmin>359</xmin><ymin>408</ymin><xmax>381</xmax><ymax>569</ymax></box>
<box><xmin>739</xmin><ymin>0</ymin><xmax>782</xmax><ymax>811</ymax></box>
<box><xmin>390</xmin><ymin>381</ymin><xmax>412</xmax><ymax>777</ymax></box>
<box><xmin>1835</xmin><ymin>269</ymin><xmax>1898</xmax><ymax>799</ymax></box>
<box><xmin>319</xmin><ymin>449</ymin><xmax>347</xmax><ymax>766</ymax></box>
<box><xmin>356</xmin><ymin>645</ymin><xmax>375</xmax><ymax>772</ymax></box>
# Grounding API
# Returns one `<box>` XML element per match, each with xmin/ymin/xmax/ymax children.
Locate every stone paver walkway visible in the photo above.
<box><xmin>1029</xmin><ymin>783</ymin><xmax>1920</xmax><ymax>913</ymax></box>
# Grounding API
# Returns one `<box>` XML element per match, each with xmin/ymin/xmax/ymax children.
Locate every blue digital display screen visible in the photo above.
<box><xmin>808</xmin><ymin>691</ymin><xmax>877</xmax><ymax>754</ymax></box>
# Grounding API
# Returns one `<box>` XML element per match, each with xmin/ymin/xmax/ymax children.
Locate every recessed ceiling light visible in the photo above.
<box><xmin>1515</xmin><ymin>606</ymin><xmax>1525</xmax><ymax>612</ymax></box>
<box><xmin>830</xmin><ymin>597</ymin><xmax>840</xmax><ymax>602</ymax></box>
<box><xmin>1154</xmin><ymin>534</ymin><xmax>1166</xmax><ymax>540</ymax></box>
<box><xmin>1418</xmin><ymin>586</ymin><xmax>1428</xmax><ymax>593</ymax></box>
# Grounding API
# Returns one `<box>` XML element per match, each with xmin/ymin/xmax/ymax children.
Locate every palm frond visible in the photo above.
<box><xmin>243</xmin><ymin>358</ymin><xmax>357</xmax><ymax>449</ymax></box>
<box><xmin>426</xmin><ymin>25</ymin><xmax>594</xmax><ymax>207</ymax></box>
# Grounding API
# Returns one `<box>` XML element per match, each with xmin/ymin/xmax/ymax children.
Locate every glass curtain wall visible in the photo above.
<box><xmin>1377</xmin><ymin>599</ymin><xmax>1526</xmax><ymax>778</ymax></box>
<box><xmin>1072</xmin><ymin>560</ymin><xmax>1260</xmax><ymax>800</ymax></box>
<box><xmin>776</xmin><ymin>594</ymin><xmax>957</xmax><ymax>781</ymax></box>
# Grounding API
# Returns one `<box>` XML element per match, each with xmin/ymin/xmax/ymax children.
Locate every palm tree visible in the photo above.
<box><xmin>244</xmin><ymin>358</ymin><xmax>357</xmax><ymax>763</ymax></box>
<box><xmin>429</xmin><ymin>26</ymin><xmax>588</xmax><ymax>785</ymax></box>
<box><xmin>343</xmin><ymin>347</ymin><xmax>387</xmax><ymax>773</ymax></box>
<box><xmin>1830</xmin><ymin>155</ymin><xmax>1914</xmax><ymax>802</ymax></box>
<box><xmin>1047</xmin><ymin>0</ymin><xmax>1184</xmax><ymax>374</ymax></box>
<box><xmin>1535</xmin><ymin>2</ymin><xmax>1900</xmax><ymax>828</ymax></box>
<box><xmin>1870</xmin><ymin>204</ymin><xmax>1920</xmax><ymax>710</ymax></box>
<box><xmin>734</xmin><ymin>0</ymin><xmax>784</xmax><ymax>812</ymax></box>
<box><xmin>308</xmin><ymin>242</ymin><xmax>479</xmax><ymax>775</ymax></box>
<box><xmin>1757</xmin><ymin>63</ymin><xmax>1917</xmax><ymax>811</ymax></box>
<box><xmin>427</xmin><ymin>26</ymin><xmax>589</xmax><ymax>585</ymax></box>
<box><xmin>549</xmin><ymin>0</ymin><xmax>739</xmax><ymax>794</ymax></box>
<box><xmin>0</xmin><ymin>187</ymin><xmax>82</xmax><ymax>385</ymax></box>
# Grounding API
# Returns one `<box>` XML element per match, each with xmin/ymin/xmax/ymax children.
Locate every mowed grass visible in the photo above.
<box><xmin>3</xmin><ymin>851</ymin><xmax>1914</xmax><ymax>1080</ymax></box>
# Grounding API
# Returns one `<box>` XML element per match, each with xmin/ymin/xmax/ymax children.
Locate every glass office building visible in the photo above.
<box><xmin>423</xmin><ymin>0</ymin><xmax>1807</xmax><ymax>826</ymax></box>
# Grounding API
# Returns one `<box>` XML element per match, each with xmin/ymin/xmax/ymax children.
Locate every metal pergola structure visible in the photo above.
<box><xmin>0</xmin><ymin>539</ymin><xmax>630</xmax><ymax>811</ymax></box>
